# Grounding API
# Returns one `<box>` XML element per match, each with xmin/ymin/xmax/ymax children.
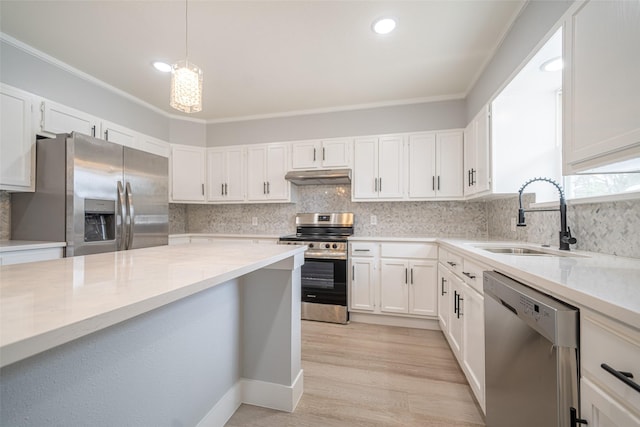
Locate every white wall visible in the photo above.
<box><xmin>206</xmin><ymin>100</ymin><xmax>466</xmax><ymax>146</ymax></box>
<box><xmin>0</xmin><ymin>38</ymin><xmax>171</xmax><ymax>141</ymax></box>
<box><xmin>465</xmin><ymin>0</ymin><xmax>574</xmax><ymax>122</ymax></box>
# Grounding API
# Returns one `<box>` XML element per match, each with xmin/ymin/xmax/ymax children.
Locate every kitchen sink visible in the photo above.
<box><xmin>472</xmin><ymin>244</ymin><xmax>588</xmax><ymax>258</ymax></box>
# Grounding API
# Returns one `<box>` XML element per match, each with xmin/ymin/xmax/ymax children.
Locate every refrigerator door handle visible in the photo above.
<box><xmin>125</xmin><ymin>182</ymin><xmax>135</xmax><ymax>250</ymax></box>
<box><xmin>117</xmin><ymin>181</ymin><xmax>127</xmax><ymax>251</ymax></box>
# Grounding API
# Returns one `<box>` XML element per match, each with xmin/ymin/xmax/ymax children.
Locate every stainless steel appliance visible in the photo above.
<box><xmin>11</xmin><ymin>132</ymin><xmax>168</xmax><ymax>256</ymax></box>
<box><xmin>484</xmin><ymin>271</ymin><xmax>580</xmax><ymax>427</ymax></box>
<box><xmin>279</xmin><ymin>213</ymin><xmax>354</xmax><ymax>324</ymax></box>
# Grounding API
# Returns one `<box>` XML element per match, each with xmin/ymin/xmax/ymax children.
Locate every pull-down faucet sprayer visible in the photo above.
<box><xmin>517</xmin><ymin>177</ymin><xmax>577</xmax><ymax>251</ymax></box>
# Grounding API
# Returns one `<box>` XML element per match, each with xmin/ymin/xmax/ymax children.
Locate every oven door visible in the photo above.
<box><xmin>301</xmin><ymin>257</ymin><xmax>347</xmax><ymax>306</ymax></box>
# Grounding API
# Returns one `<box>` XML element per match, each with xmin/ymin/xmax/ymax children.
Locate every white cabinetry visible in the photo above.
<box><xmin>380</xmin><ymin>243</ymin><xmax>438</xmax><ymax>316</ymax></box>
<box><xmin>40</xmin><ymin>99</ymin><xmax>99</xmax><ymax>137</ymax></box>
<box><xmin>0</xmin><ymin>246</ymin><xmax>64</xmax><ymax>266</ymax></box>
<box><xmin>579</xmin><ymin>311</ymin><xmax>640</xmax><ymax>427</ymax></box>
<box><xmin>350</xmin><ymin>242</ymin><xmax>378</xmax><ymax>312</ymax></box>
<box><xmin>1</xmin><ymin>84</ymin><xmax>35</xmax><ymax>191</ymax></box>
<box><xmin>563</xmin><ymin>0</ymin><xmax>640</xmax><ymax>173</ymax></box>
<box><xmin>464</xmin><ymin>105</ymin><xmax>491</xmax><ymax>196</ymax></box>
<box><xmin>349</xmin><ymin>240</ymin><xmax>438</xmax><ymax>321</ymax></box>
<box><xmin>101</xmin><ymin>120</ymin><xmax>137</xmax><ymax>149</ymax></box>
<box><xmin>407</xmin><ymin>131</ymin><xmax>463</xmax><ymax>199</ymax></box>
<box><xmin>207</xmin><ymin>147</ymin><xmax>245</xmax><ymax>202</ymax></box>
<box><xmin>291</xmin><ymin>138</ymin><xmax>351</xmax><ymax>169</ymax></box>
<box><xmin>139</xmin><ymin>135</ymin><xmax>170</xmax><ymax>158</ymax></box>
<box><xmin>170</xmin><ymin>144</ymin><xmax>206</xmax><ymax>202</ymax></box>
<box><xmin>246</xmin><ymin>143</ymin><xmax>290</xmax><ymax>202</ymax></box>
<box><xmin>353</xmin><ymin>135</ymin><xmax>404</xmax><ymax>200</ymax></box>
<box><xmin>438</xmin><ymin>247</ymin><xmax>488</xmax><ymax>413</ymax></box>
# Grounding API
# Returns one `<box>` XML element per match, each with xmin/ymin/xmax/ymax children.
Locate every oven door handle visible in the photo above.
<box><xmin>304</xmin><ymin>252</ymin><xmax>348</xmax><ymax>260</ymax></box>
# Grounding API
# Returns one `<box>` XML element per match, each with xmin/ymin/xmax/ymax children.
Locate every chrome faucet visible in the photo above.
<box><xmin>517</xmin><ymin>177</ymin><xmax>577</xmax><ymax>251</ymax></box>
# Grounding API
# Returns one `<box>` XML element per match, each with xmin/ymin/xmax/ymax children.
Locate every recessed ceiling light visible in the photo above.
<box><xmin>540</xmin><ymin>57</ymin><xmax>563</xmax><ymax>72</ymax></box>
<box><xmin>372</xmin><ymin>17</ymin><xmax>396</xmax><ymax>35</ymax></box>
<box><xmin>153</xmin><ymin>61</ymin><xmax>172</xmax><ymax>73</ymax></box>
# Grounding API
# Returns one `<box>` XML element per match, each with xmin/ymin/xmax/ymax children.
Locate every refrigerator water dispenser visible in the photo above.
<box><xmin>84</xmin><ymin>199</ymin><xmax>115</xmax><ymax>242</ymax></box>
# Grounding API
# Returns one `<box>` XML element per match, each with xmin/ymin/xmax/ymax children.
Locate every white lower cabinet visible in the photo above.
<box><xmin>580</xmin><ymin>311</ymin><xmax>640</xmax><ymax>426</ymax></box>
<box><xmin>438</xmin><ymin>246</ymin><xmax>487</xmax><ymax>413</ymax></box>
<box><xmin>0</xmin><ymin>247</ymin><xmax>64</xmax><ymax>266</ymax></box>
<box><xmin>581</xmin><ymin>378</ymin><xmax>640</xmax><ymax>427</ymax></box>
<box><xmin>462</xmin><ymin>284</ymin><xmax>485</xmax><ymax>411</ymax></box>
<box><xmin>350</xmin><ymin>257</ymin><xmax>376</xmax><ymax>312</ymax></box>
<box><xmin>349</xmin><ymin>241</ymin><xmax>437</xmax><ymax>320</ymax></box>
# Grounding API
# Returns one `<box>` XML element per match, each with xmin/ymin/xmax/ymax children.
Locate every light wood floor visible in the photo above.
<box><xmin>225</xmin><ymin>321</ymin><xmax>485</xmax><ymax>426</ymax></box>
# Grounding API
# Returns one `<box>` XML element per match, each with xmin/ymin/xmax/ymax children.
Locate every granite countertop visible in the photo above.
<box><xmin>0</xmin><ymin>240</ymin><xmax>66</xmax><ymax>252</ymax></box>
<box><xmin>0</xmin><ymin>242</ymin><xmax>305</xmax><ymax>368</ymax></box>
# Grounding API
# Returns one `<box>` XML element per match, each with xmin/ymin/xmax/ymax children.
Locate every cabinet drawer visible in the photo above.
<box><xmin>380</xmin><ymin>243</ymin><xmax>437</xmax><ymax>259</ymax></box>
<box><xmin>439</xmin><ymin>248</ymin><xmax>463</xmax><ymax>276</ymax></box>
<box><xmin>582</xmin><ymin>312</ymin><xmax>640</xmax><ymax>412</ymax></box>
<box><xmin>350</xmin><ymin>242</ymin><xmax>378</xmax><ymax>258</ymax></box>
<box><xmin>461</xmin><ymin>259</ymin><xmax>489</xmax><ymax>294</ymax></box>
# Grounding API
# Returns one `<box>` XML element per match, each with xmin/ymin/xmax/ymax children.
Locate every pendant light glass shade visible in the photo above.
<box><xmin>170</xmin><ymin>60</ymin><xmax>203</xmax><ymax>113</ymax></box>
<box><xmin>170</xmin><ymin>0</ymin><xmax>203</xmax><ymax>113</ymax></box>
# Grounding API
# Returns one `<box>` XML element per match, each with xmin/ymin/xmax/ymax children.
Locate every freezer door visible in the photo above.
<box><xmin>68</xmin><ymin>133</ymin><xmax>122</xmax><ymax>256</ymax></box>
<box><xmin>123</xmin><ymin>147</ymin><xmax>168</xmax><ymax>249</ymax></box>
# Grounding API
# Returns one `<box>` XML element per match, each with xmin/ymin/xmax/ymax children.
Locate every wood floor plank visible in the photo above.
<box><xmin>225</xmin><ymin>321</ymin><xmax>485</xmax><ymax>427</ymax></box>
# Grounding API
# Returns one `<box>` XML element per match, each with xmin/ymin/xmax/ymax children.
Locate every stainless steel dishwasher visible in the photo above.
<box><xmin>484</xmin><ymin>271</ymin><xmax>580</xmax><ymax>427</ymax></box>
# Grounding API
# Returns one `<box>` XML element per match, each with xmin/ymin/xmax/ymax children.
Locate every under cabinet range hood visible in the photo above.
<box><xmin>284</xmin><ymin>169</ymin><xmax>352</xmax><ymax>185</ymax></box>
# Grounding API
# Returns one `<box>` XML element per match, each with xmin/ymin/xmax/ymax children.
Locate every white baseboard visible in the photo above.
<box><xmin>350</xmin><ymin>312</ymin><xmax>441</xmax><ymax>330</ymax></box>
<box><xmin>196</xmin><ymin>382</ymin><xmax>243</xmax><ymax>427</ymax></box>
<box><xmin>197</xmin><ymin>370</ymin><xmax>304</xmax><ymax>427</ymax></box>
<box><xmin>242</xmin><ymin>369</ymin><xmax>304</xmax><ymax>412</ymax></box>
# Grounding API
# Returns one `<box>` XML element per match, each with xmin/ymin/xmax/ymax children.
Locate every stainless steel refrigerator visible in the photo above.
<box><xmin>11</xmin><ymin>132</ymin><xmax>168</xmax><ymax>256</ymax></box>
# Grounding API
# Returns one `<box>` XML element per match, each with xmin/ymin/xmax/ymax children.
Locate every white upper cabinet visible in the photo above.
<box><xmin>170</xmin><ymin>144</ymin><xmax>206</xmax><ymax>202</ymax></box>
<box><xmin>464</xmin><ymin>105</ymin><xmax>491</xmax><ymax>197</ymax></box>
<box><xmin>353</xmin><ymin>135</ymin><xmax>403</xmax><ymax>200</ymax></box>
<box><xmin>207</xmin><ymin>146</ymin><xmax>245</xmax><ymax>202</ymax></box>
<box><xmin>436</xmin><ymin>132</ymin><xmax>464</xmax><ymax>198</ymax></box>
<box><xmin>40</xmin><ymin>99</ymin><xmax>99</xmax><ymax>137</ymax></box>
<box><xmin>139</xmin><ymin>134</ymin><xmax>170</xmax><ymax>158</ymax></box>
<box><xmin>1</xmin><ymin>84</ymin><xmax>35</xmax><ymax>191</ymax></box>
<box><xmin>101</xmin><ymin>120</ymin><xmax>137</xmax><ymax>149</ymax></box>
<box><xmin>408</xmin><ymin>131</ymin><xmax>463</xmax><ymax>199</ymax></box>
<box><xmin>290</xmin><ymin>138</ymin><xmax>351</xmax><ymax>170</ymax></box>
<box><xmin>407</xmin><ymin>133</ymin><xmax>436</xmax><ymax>198</ymax></box>
<box><xmin>563</xmin><ymin>0</ymin><xmax>640</xmax><ymax>173</ymax></box>
<box><xmin>247</xmin><ymin>143</ymin><xmax>290</xmax><ymax>202</ymax></box>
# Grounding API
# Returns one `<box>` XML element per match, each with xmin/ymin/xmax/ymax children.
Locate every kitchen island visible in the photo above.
<box><xmin>0</xmin><ymin>242</ymin><xmax>306</xmax><ymax>427</ymax></box>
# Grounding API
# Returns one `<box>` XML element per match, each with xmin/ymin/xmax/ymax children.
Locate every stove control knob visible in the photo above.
<box><xmin>308</xmin><ymin>243</ymin><xmax>314</xmax><ymax>248</ymax></box>
<box><xmin>325</xmin><ymin>243</ymin><xmax>330</xmax><ymax>249</ymax></box>
<box><xmin>332</xmin><ymin>244</ymin><xmax>338</xmax><ymax>249</ymax></box>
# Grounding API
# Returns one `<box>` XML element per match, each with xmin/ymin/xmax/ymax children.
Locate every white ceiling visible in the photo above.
<box><xmin>0</xmin><ymin>1</ymin><xmax>525</xmax><ymax>122</ymax></box>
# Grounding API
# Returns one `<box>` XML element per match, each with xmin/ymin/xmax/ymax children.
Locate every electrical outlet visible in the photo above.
<box><xmin>252</xmin><ymin>217</ymin><xmax>258</xmax><ymax>226</ymax></box>
<box><xmin>370</xmin><ymin>215</ymin><xmax>377</xmax><ymax>225</ymax></box>
<box><xmin>510</xmin><ymin>217</ymin><xmax>517</xmax><ymax>232</ymax></box>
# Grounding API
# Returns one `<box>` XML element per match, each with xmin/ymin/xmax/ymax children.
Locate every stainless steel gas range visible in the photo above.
<box><xmin>279</xmin><ymin>213</ymin><xmax>354</xmax><ymax>324</ymax></box>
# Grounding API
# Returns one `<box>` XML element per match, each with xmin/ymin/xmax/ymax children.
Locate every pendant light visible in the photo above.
<box><xmin>170</xmin><ymin>0</ymin><xmax>203</xmax><ymax>113</ymax></box>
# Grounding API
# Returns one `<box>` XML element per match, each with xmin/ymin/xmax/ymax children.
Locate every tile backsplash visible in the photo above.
<box><xmin>4</xmin><ymin>186</ymin><xmax>639</xmax><ymax>258</ymax></box>
<box><xmin>0</xmin><ymin>191</ymin><xmax>10</xmax><ymax>240</ymax></box>
<box><xmin>487</xmin><ymin>195</ymin><xmax>640</xmax><ymax>258</ymax></box>
<box><xmin>176</xmin><ymin>185</ymin><xmax>489</xmax><ymax>239</ymax></box>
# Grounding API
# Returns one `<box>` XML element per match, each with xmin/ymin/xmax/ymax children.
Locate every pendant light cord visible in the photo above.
<box><xmin>185</xmin><ymin>0</ymin><xmax>189</xmax><ymax>61</ymax></box>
